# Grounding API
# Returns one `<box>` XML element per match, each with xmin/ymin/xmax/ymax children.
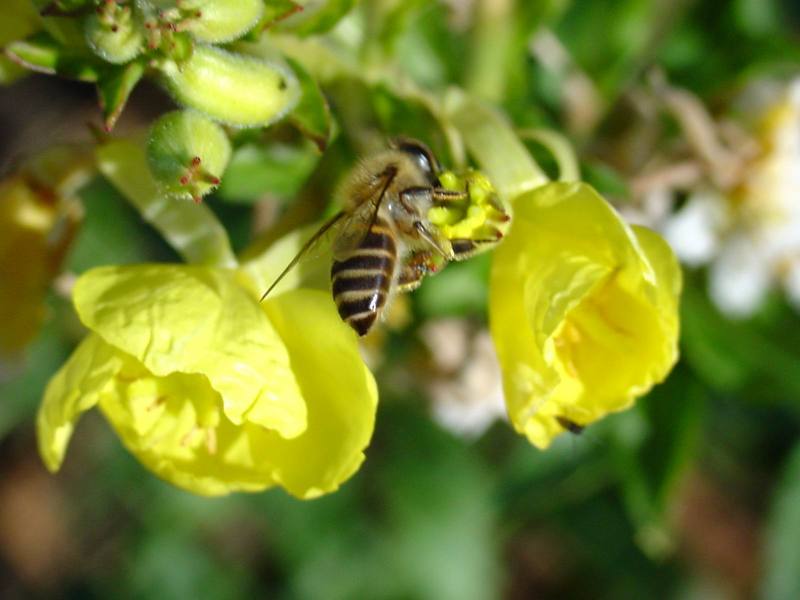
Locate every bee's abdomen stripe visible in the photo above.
<box><xmin>331</xmin><ymin>218</ymin><xmax>396</xmax><ymax>336</ymax></box>
<box><xmin>332</xmin><ymin>273</ymin><xmax>387</xmax><ymax>296</ymax></box>
<box><xmin>331</xmin><ymin>253</ymin><xmax>390</xmax><ymax>275</ymax></box>
<box><xmin>361</xmin><ymin>228</ymin><xmax>396</xmax><ymax>253</ymax></box>
<box><xmin>335</xmin><ymin>293</ymin><xmax>387</xmax><ymax>317</ymax></box>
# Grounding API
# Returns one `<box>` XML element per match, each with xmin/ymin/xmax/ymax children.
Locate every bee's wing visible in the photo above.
<box><xmin>259</xmin><ymin>211</ymin><xmax>346</xmax><ymax>301</ymax></box>
<box><xmin>331</xmin><ymin>167</ymin><xmax>397</xmax><ymax>260</ymax></box>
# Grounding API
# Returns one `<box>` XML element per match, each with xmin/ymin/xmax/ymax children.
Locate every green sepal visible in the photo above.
<box><xmin>96</xmin><ymin>59</ymin><xmax>145</xmax><ymax>132</ymax></box>
<box><xmin>5</xmin><ymin>30</ymin><xmax>102</xmax><ymax>82</ymax></box>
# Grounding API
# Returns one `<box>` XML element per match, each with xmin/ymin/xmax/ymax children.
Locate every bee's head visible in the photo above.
<box><xmin>392</xmin><ymin>137</ymin><xmax>441</xmax><ymax>185</ymax></box>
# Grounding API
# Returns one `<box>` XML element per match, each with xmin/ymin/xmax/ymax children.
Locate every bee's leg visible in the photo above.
<box><xmin>431</xmin><ymin>188</ymin><xmax>468</xmax><ymax>203</ymax></box>
<box><xmin>396</xmin><ymin>250</ymin><xmax>441</xmax><ymax>292</ymax></box>
<box><xmin>449</xmin><ymin>234</ymin><xmax>504</xmax><ymax>261</ymax></box>
<box><xmin>414</xmin><ymin>221</ymin><xmax>453</xmax><ymax>259</ymax></box>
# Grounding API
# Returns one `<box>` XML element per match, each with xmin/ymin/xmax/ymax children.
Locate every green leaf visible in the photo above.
<box><xmin>681</xmin><ymin>284</ymin><xmax>800</xmax><ymax>399</ymax></box>
<box><xmin>582</xmin><ymin>160</ymin><xmax>630</xmax><ymax>199</ymax></box>
<box><xmin>5</xmin><ymin>31</ymin><xmax>102</xmax><ymax>82</ymax></box>
<box><xmin>611</xmin><ymin>369</ymin><xmax>704</xmax><ymax>558</ymax></box>
<box><xmin>216</xmin><ymin>141</ymin><xmax>319</xmax><ymax>204</ymax></box>
<box><xmin>96</xmin><ymin>60</ymin><xmax>145</xmax><ymax>132</ymax></box>
<box><xmin>126</xmin><ymin>530</ymin><xmax>252</xmax><ymax>600</ymax></box>
<box><xmin>414</xmin><ymin>254</ymin><xmax>491</xmax><ymax>319</ymax></box>
<box><xmin>376</xmin><ymin>408</ymin><xmax>500</xmax><ymax>600</ymax></box>
<box><xmin>761</xmin><ymin>442</ymin><xmax>800</xmax><ymax>600</ymax></box>
<box><xmin>67</xmin><ymin>178</ymin><xmax>173</xmax><ymax>273</ymax></box>
<box><xmin>286</xmin><ymin>57</ymin><xmax>333</xmax><ymax>151</ymax></box>
<box><xmin>96</xmin><ymin>138</ymin><xmax>237</xmax><ymax>268</ymax></box>
<box><xmin>277</xmin><ymin>0</ymin><xmax>358</xmax><ymax>36</ymax></box>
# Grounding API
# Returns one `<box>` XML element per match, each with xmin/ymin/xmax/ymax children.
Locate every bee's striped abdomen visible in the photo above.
<box><xmin>331</xmin><ymin>219</ymin><xmax>396</xmax><ymax>336</ymax></box>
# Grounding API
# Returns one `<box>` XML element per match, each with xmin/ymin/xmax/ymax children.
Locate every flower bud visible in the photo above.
<box><xmin>84</xmin><ymin>0</ymin><xmax>144</xmax><ymax>64</ymax></box>
<box><xmin>158</xmin><ymin>45</ymin><xmax>299</xmax><ymax>127</ymax></box>
<box><xmin>147</xmin><ymin>0</ymin><xmax>263</xmax><ymax>43</ymax></box>
<box><xmin>146</xmin><ymin>110</ymin><xmax>231</xmax><ymax>202</ymax></box>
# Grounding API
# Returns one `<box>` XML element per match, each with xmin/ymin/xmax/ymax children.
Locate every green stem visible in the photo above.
<box><xmin>518</xmin><ymin>128</ymin><xmax>580</xmax><ymax>182</ymax></box>
<box><xmin>445</xmin><ymin>89</ymin><xmax>549</xmax><ymax>200</ymax></box>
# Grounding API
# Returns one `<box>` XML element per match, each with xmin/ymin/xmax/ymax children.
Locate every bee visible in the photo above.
<box><xmin>261</xmin><ymin>137</ymin><xmax>506</xmax><ymax>336</ymax></box>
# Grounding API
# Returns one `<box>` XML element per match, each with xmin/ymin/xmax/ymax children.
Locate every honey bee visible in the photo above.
<box><xmin>261</xmin><ymin>137</ymin><xmax>506</xmax><ymax>336</ymax></box>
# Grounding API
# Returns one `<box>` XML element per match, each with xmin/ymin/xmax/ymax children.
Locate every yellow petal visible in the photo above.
<box><xmin>259</xmin><ymin>288</ymin><xmax>378</xmax><ymax>499</ymax></box>
<box><xmin>98</xmin><ymin>361</ymin><xmax>279</xmax><ymax>496</ymax></box>
<box><xmin>100</xmin><ymin>288</ymin><xmax>377</xmax><ymax>497</ymax></box>
<box><xmin>490</xmin><ymin>182</ymin><xmax>681</xmax><ymax>448</ymax></box>
<box><xmin>72</xmin><ymin>264</ymin><xmax>307</xmax><ymax>439</ymax></box>
<box><xmin>36</xmin><ymin>335</ymin><xmax>124</xmax><ymax>472</ymax></box>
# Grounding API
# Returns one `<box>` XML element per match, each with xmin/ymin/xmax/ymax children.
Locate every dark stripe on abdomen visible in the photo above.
<box><xmin>360</xmin><ymin>227</ymin><xmax>396</xmax><ymax>254</ymax></box>
<box><xmin>331</xmin><ymin>220</ymin><xmax>396</xmax><ymax>336</ymax></box>
<box><xmin>332</xmin><ymin>272</ymin><xmax>387</xmax><ymax>296</ymax></box>
<box><xmin>331</xmin><ymin>253</ymin><xmax>389</xmax><ymax>276</ymax></box>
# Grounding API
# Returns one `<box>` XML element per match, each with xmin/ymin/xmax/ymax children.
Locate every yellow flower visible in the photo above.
<box><xmin>489</xmin><ymin>182</ymin><xmax>681</xmax><ymax>448</ymax></box>
<box><xmin>37</xmin><ymin>263</ymin><xmax>377</xmax><ymax>498</ymax></box>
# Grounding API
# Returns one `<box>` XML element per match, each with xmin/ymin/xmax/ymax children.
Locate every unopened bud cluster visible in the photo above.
<box><xmin>13</xmin><ymin>1</ymin><xmax>301</xmax><ymax>203</ymax></box>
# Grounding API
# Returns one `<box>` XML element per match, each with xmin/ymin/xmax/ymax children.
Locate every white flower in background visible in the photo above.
<box><xmin>647</xmin><ymin>78</ymin><xmax>800</xmax><ymax>318</ymax></box>
<box><xmin>421</xmin><ymin>320</ymin><xmax>507</xmax><ymax>438</ymax></box>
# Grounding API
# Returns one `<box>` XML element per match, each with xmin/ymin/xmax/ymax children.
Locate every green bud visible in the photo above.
<box><xmin>158</xmin><ymin>45</ymin><xmax>299</xmax><ymax>127</ymax></box>
<box><xmin>84</xmin><ymin>1</ymin><xmax>144</xmax><ymax>64</ymax></box>
<box><xmin>146</xmin><ymin>0</ymin><xmax>263</xmax><ymax>43</ymax></box>
<box><xmin>146</xmin><ymin>110</ymin><xmax>231</xmax><ymax>202</ymax></box>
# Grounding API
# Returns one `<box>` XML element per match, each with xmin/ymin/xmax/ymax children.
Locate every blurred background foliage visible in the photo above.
<box><xmin>1</xmin><ymin>0</ymin><xmax>800</xmax><ymax>598</ymax></box>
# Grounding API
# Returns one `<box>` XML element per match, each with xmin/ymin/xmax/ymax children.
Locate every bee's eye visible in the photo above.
<box><xmin>396</xmin><ymin>139</ymin><xmax>439</xmax><ymax>178</ymax></box>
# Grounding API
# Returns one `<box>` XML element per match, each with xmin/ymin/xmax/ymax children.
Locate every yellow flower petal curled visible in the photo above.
<box><xmin>489</xmin><ymin>182</ymin><xmax>681</xmax><ymax>449</ymax></box>
<box><xmin>37</xmin><ymin>335</ymin><xmax>124</xmax><ymax>472</ymax></box>
<box><xmin>37</xmin><ymin>265</ymin><xmax>377</xmax><ymax>497</ymax></box>
<box><xmin>72</xmin><ymin>264</ymin><xmax>306</xmax><ymax>438</ymax></box>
